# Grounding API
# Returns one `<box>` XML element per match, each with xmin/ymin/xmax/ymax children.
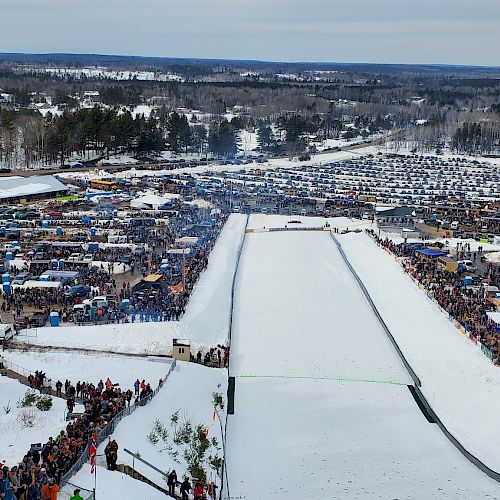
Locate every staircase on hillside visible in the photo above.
<box><xmin>0</xmin><ymin>363</ymin><xmax>83</xmax><ymax>404</ymax></box>
<box><xmin>116</xmin><ymin>463</ymin><xmax>180</xmax><ymax>499</ymax></box>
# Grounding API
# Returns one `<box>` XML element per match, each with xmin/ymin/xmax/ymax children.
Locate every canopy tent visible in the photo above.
<box><xmin>130</xmin><ymin>193</ymin><xmax>180</xmax><ymax>210</ymax></box>
<box><xmin>416</xmin><ymin>248</ymin><xmax>447</xmax><ymax>258</ymax></box>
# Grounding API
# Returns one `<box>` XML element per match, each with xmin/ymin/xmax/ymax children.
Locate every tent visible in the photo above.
<box><xmin>130</xmin><ymin>193</ymin><xmax>180</xmax><ymax>210</ymax></box>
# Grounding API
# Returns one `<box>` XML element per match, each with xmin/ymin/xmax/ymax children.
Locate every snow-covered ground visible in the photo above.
<box><xmin>58</xmin><ymin>145</ymin><xmax>377</xmax><ymax>182</ymax></box>
<box><xmin>2</xmin><ymin>351</ymin><xmax>171</xmax><ymax>391</ymax></box>
<box><xmin>18</xmin><ymin>214</ymin><xmax>248</xmax><ymax>353</ymax></box>
<box><xmin>0</xmin><ymin>376</ymin><xmax>68</xmax><ymax>465</ymax></box>
<box><xmin>338</xmin><ymin>232</ymin><xmax>500</xmax><ymax>473</ymax></box>
<box><xmin>65</xmin><ymin>464</ymin><xmax>167</xmax><ymax>500</ymax></box>
<box><xmin>247</xmin><ymin>213</ymin><xmax>370</xmax><ymax>231</ymax></box>
<box><xmin>90</xmin><ymin>261</ymin><xmax>131</xmax><ymax>274</ymax></box>
<box><xmin>95</xmin><ymin>362</ymin><xmax>226</xmax><ymax>489</ymax></box>
<box><xmin>225</xmin><ymin>222</ymin><xmax>500</xmax><ymax>499</ymax></box>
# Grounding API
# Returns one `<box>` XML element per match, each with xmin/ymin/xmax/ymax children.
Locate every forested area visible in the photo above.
<box><xmin>0</xmin><ymin>60</ymin><xmax>499</xmax><ymax>168</ymax></box>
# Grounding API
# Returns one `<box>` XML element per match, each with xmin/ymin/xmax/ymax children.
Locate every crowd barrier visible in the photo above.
<box><xmin>61</xmin><ymin>359</ymin><xmax>176</xmax><ymax>485</ymax></box>
<box><xmin>0</xmin><ymin>357</ymin><xmax>58</xmax><ymax>392</ymax></box>
<box><xmin>332</xmin><ymin>232</ymin><xmax>500</xmax><ymax>484</ymax></box>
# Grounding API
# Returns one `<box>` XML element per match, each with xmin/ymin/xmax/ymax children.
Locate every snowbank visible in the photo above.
<box><xmin>0</xmin><ymin>376</ymin><xmax>68</xmax><ymax>464</ymax></box>
<box><xmin>182</xmin><ymin>214</ymin><xmax>247</xmax><ymax>345</ymax></box>
<box><xmin>338</xmin><ymin>232</ymin><xmax>500</xmax><ymax>472</ymax></box>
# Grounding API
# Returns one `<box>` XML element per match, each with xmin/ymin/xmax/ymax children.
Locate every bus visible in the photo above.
<box><xmin>89</xmin><ymin>179</ymin><xmax>119</xmax><ymax>190</ymax></box>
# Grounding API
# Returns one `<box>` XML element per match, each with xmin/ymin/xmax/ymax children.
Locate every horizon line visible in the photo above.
<box><xmin>0</xmin><ymin>51</ymin><xmax>499</xmax><ymax>70</ymax></box>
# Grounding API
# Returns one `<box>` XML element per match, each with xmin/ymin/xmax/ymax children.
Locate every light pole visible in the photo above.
<box><xmin>214</xmin><ymin>406</ymin><xmax>229</xmax><ymax>500</ymax></box>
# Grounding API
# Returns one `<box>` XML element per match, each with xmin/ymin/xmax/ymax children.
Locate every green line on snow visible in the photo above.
<box><xmin>235</xmin><ymin>374</ymin><xmax>407</xmax><ymax>386</ymax></box>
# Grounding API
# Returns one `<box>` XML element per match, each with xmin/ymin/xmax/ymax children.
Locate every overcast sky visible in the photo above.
<box><xmin>1</xmin><ymin>0</ymin><xmax>499</xmax><ymax>66</ymax></box>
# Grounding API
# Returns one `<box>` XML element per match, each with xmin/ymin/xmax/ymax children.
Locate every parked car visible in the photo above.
<box><xmin>67</xmin><ymin>252</ymin><xmax>83</xmax><ymax>262</ymax></box>
<box><xmin>14</xmin><ymin>316</ymin><xmax>29</xmax><ymax>331</ymax></box>
<box><xmin>12</xmin><ymin>272</ymin><xmax>31</xmax><ymax>285</ymax></box>
<box><xmin>64</xmin><ymin>284</ymin><xmax>91</xmax><ymax>298</ymax></box>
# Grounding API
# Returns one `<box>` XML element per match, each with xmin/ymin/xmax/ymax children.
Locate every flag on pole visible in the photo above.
<box><xmin>90</xmin><ymin>431</ymin><xmax>97</xmax><ymax>474</ymax></box>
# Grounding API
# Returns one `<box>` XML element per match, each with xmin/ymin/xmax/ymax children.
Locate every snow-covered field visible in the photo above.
<box><xmin>338</xmin><ymin>232</ymin><xmax>500</xmax><ymax>472</ymax></box>
<box><xmin>225</xmin><ymin>222</ymin><xmax>500</xmax><ymax>499</ymax></box>
<box><xmin>2</xmin><ymin>351</ymin><xmax>171</xmax><ymax>391</ymax></box>
<box><xmin>0</xmin><ymin>376</ymin><xmax>68</xmax><ymax>465</ymax></box>
<box><xmin>18</xmin><ymin>214</ymin><xmax>248</xmax><ymax>353</ymax></box>
<box><xmin>95</xmin><ymin>362</ymin><xmax>226</xmax><ymax>488</ymax></box>
<box><xmin>66</xmin><ymin>464</ymin><xmax>167</xmax><ymax>500</ymax></box>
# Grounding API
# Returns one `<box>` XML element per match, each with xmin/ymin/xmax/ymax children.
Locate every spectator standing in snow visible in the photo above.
<box><xmin>180</xmin><ymin>478</ymin><xmax>191</xmax><ymax>500</ymax></box>
<box><xmin>167</xmin><ymin>469</ymin><xmax>177</xmax><ymax>496</ymax></box>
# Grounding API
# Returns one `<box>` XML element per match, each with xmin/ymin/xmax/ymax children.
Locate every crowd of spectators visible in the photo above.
<box><xmin>366</xmin><ymin>229</ymin><xmax>500</xmax><ymax>362</ymax></box>
<box><xmin>4</xmin><ymin>213</ymin><xmax>227</xmax><ymax>331</ymax></box>
<box><xmin>0</xmin><ymin>373</ymin><xmax>156</xmax><ymax>500</ymax></box>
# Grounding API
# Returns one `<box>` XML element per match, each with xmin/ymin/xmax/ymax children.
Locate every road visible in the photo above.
<box><xmin>0</xmin><ymin>140</ymin><xmax>379</xmax><ymax>178</ymax></box>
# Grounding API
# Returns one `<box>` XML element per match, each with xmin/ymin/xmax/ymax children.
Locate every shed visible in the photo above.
<box><xmin>172</xmin><ymin>338</ymin><xmax>190</xmax><ymax>362</ymax></box>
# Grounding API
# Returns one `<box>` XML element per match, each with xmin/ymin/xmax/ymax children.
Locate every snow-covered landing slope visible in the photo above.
<box><xmin>225</xmin><ymin>227</ymin><xmax>500</xmax><ymax>499</ymax></box>
<box><xmin>230</xmin><ymin>231</ymin><xmax>409</xmax><ymax>382</ymax></box>
<box><xmin>338</xmin><ymin>231</ymin><xmax>500</xmax><ymax>473</ymax></box>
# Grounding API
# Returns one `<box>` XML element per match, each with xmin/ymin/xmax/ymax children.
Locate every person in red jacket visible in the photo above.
<box><xmin>193</xmin><ymin>481</ymin><xmax>203</xmax><ymax>499</ymax></box>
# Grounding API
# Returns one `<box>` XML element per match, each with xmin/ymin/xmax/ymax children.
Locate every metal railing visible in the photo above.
<box><xmin>62</xmin><ymin>359</ymin><xmax>176</xmax><ymax>483</ymax></box>
<box><xmin>0</xmin><ymin>356</ymin><xmax>58</xmax><ymax>392</ymax></box>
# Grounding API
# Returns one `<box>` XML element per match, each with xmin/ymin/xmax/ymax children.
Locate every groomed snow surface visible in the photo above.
<box><xmin>338</xmin><ymin>231</ymin><xmax>500</xmax><ymax>473</ymax></box>
<box><xmin>225</xmin><ymin>219</ymin><xmax>500</xmax><ymax>499</ymax></box>
<box><xmin>17</xmin><ymin>214</ymin><xmax>248</xmax><ymax>354</ymax></box>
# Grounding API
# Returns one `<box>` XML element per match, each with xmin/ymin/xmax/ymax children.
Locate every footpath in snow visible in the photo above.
<box><xmin>16</xmin><ymin>214</ymin><xmax>247</xmax><ymax>355</ymax></box>
<box><xmin>225</xmin><ymin>223</ymin><xmax>500</xmax><ymax>499</ymax></box>
<box><xmin>3</xmin><ymin>350</ymin><xmax>171</xmax><ymax>391</ymax></box>
<box><xmin>338</xmin><ymin>231</ymin><xmax>500</xmax><ymax>473</ymax></box>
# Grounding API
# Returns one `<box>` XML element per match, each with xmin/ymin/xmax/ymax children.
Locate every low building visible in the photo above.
<box><xmin>0</xmin><ymin>175</ymin><xmax>68</xmax><ymax>203</ymax></box>
<box><xmin>172</xmin><ymin>338</ymin><xmax>190</xmax><ymax>362</ymax></box>
<box><xmin>376</xmin><ymin>206</ymin><xmax>416</xmax><ymax>229</ymax></box>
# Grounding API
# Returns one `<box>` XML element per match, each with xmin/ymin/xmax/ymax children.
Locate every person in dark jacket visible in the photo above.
<box><xmin>167</xmin><ymin>469</ymin><xmax>177</xmax><ymax>496</ymax></box>
<box><xmin>180</xmin><ymin>478</ymin><xmax>191</xmax><ymax>500</ymax></box>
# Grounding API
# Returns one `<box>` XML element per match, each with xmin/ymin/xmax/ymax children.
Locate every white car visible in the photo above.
<box><xmin>82</xmin><ymin>254</ymin><xmax>94</xmax><ymax>263</ymax></box>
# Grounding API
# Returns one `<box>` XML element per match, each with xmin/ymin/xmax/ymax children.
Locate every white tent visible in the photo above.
<box><xmin>130</xmin><ymin>193</ymin><xmax>179</xmax><ymax>210</ymax></box>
